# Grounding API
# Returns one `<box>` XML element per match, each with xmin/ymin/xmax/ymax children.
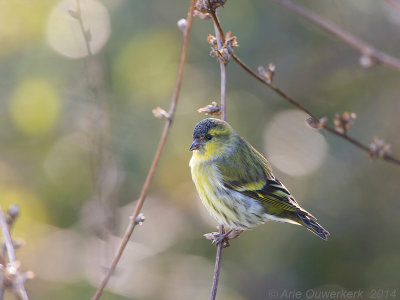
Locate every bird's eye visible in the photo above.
<box><xmin>205</xmin><ymin>134</ymin><xmax>213</xmax><ymax>140</ymax></box>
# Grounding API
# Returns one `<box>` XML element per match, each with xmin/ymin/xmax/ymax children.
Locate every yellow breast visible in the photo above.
<box><xmin>189</xmin><ymin>150</ymin><xmax>265</xmax><ymax>230</ymax></box>
<box><xmin>190</xmin><ymin>153</ymin><xmax>224</xmax><ymax>214</ymax></box>
<box><xmin>190</xmin><ymin>154</ymin><xmax>221</xmax><ymax>201</ymax></box>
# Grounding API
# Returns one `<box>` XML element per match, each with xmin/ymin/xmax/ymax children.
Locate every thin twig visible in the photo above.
<box><xmin>75</xmin><ymin>0</ymin><xmax>117</xmax><ymax>281</ymax></box>
<box><xmin>0</xmin><ymin>209</ymin><xmax>16</xmax><ymax>264</ymax></box>
<box><xmin>232</xmin><ymin>55</ymin><xmax>317</xmax><ymax>118</ymax></box>
<box><xmin>208</xmin><ymin>3</ymin><xmax>227</xmax><ymax>300</ymax></box>
<box><xmin>269</xmin><ymin>0</ymin><xmax>400</xmax><ymax>71</ymax></box>
<box><xmin>212</xmin><ymin>9</ymin><xmax>227</xmax><ymax>121</ymax></box>
<box><xmin>232</xmin><ymin>55</ymin><xmax>400</xmax><ymax>165</ymax></box>
<box><xmin>76</xmin><ymin>0</ymin><xmax>92</xmax><ymax>57</ymax></box>
<box><xmin>208</xmin><ymin>12</ymin><xmax>400</xmax><ymax>166</ymax></box>
<box><xmin>219</xmin><ymin>57</ymin><xmax>227</xmax><ymax>121</ymax></box>
<box><xmin>0</xmin><ymin>252</ymin><xmax>6</xmax><ymax>299</ymax></box>
<box><xmin>0</xmin><ymin>206</ymin><xmax>29</xmax><ymax>300</ymax></box>
<box><xmin>91</xmin><ymin>1</ymin><xmax>197</xmax><ymax>299</ymax></box>
<box><xmin>209</xmin><ymin>7</ymin><xmax>225</xmax><ymax>45</ymax></box>
<box><xmin>210</xmin><ymin>225</ymin><xmax>224</xmax><ymax>300</ymax></box>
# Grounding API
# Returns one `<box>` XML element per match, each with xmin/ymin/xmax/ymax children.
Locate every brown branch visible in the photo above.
<box><xmin>209</xmin><ymin>5</ymin><xmax>225</xmax><ymax>45</ymax></box>
<box><xmin>207</xmin><ymin>3</ymin><xmax>228</xmax><ymax>300</ymax></box>
<box><xmin>232</xmin><ymin>54</ymin><xmax>318</xmax><ymax>119</ymax></box>
<box><xmin>234</xmin><ymin>54</ymin><xmax>400</xmax><ymax>165</ymax></box>
<box><xmin>233</xmin><ymin>54</ymin><xmax>400</xmax><ymax>165</ymax></box>
<box><xmin>91</xmin><ymin>1</ymin><xmax>197</xmax><ymax>299</ymax></box>
<box><xmin>211</xmin><ymin>8</ymin><xmax>227</xmax><ymax>121</ymax></box>
<box><xmin>74</xmin><ymin>0</ymin><xmax>121</xmax><ymax>287</ymax></box>
<box><xmin>0</xmin><ymin>207</ymin><xmax>16</xmax><ymax>266</ymax></box>
<box><xmin>210</xmin><ymin>225</ymin><xmax>224</xmax><ymax>300</ymax></box>
<box><xmin>0</xmin><ymin>206</ymin><xmax>29</xmax><ymax>300</ymax></box>
<box><xmin>76</xmin><ymin>0</ymin><xmax>92</xmax><ymax>57</ymax></box>
<box><xmin>218</xmin><ymin>56</ymin><xmax>227</xmax><ymax>121</ymax></box>
<box><xmin>269</xmin><ymin>0</ymin><xmax>400</xmax><ymax>71</ymax></box>
<box><xmin>207</xmin><ymin>11</ymin><xmax>400</xmax><ymax>166</ymax></box>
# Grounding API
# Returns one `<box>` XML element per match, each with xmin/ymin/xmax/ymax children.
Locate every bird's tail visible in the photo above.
<box><xmin>297</xmin><ymin>213</ymin><xmax>330</xmax><ymax>240</ymax></box>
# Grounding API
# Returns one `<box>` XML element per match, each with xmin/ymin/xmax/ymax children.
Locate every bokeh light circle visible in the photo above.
<box><xmin>263</xmin><ymin>110</ymin><xmax>328</xmax><ymax>176</ymax></box>
<box><xmin>46</xmin><ymin>0</ymin><xmax>110</xmax><ymax>58</ymax></box>
<box><xmin>10</xmin><ymin>78</ymin><xmax>60</xmax><ymax>136</ymax></box>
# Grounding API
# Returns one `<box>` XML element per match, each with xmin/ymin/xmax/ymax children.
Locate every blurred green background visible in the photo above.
<box><xmin>1</xmin><ymin>0</ymin><xmax>399</xmax><ymax>299</ymax></box>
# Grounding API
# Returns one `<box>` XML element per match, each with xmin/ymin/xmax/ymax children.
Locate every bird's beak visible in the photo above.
<box><xmin>189</xmin><ymin>139</ymin><xmax>201</xmax><ymax>151</ymax></box>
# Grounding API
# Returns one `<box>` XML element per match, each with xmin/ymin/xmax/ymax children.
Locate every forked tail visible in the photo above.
<box><xmin>297</xmin><ymin>213</ymin><xmax>330</xmax><ymax>240</ymax></box>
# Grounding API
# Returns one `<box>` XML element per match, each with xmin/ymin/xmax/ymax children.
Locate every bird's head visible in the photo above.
<box><xmin>189</xmin><ymin>118</ymin><xmax>234</xmax><ymax>158</ymax></box>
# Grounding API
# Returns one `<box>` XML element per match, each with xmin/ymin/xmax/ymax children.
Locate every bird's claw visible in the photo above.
<box><xmin>204</xmin><ymin>230</ymin><xmax>231</xmax><ymax>248</ymax></box>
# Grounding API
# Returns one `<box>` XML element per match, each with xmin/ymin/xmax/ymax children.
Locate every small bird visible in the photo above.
<box><xmin>189</xmin><ymin>118</ymin><xmax>329</xmax><ymax>244</ymax></box>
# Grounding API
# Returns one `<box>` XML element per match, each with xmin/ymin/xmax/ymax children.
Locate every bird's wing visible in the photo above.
<box><xmin>217</xmin><ymin>137</ymin><xmax>310</xmax><ymax>215</ymax></box>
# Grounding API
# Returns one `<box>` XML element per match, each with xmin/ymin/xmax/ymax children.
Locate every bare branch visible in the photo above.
<box><xmin>207</xmin><ymin>3</ymin><xmax>227</xmax><ymax>300</ymax></box>
<box><xmin>210</xmin><ymin>225</ymin><xmax>224</xmax><ymax>300</ymax></box>
<box><xmin>74</xmin><ymin>0</ymin><xmax>92</xmax><ymax>57</ymax></box>
<box><xmin>232</xmin><ymin>54</ymin><xmax>317</xmax><ymax>118</ymax></box>
<box><xmin>211</xmin><ymin>8</ymin><xmax>227</xmax><ymax>121</ymax></box>
<box><xmin>219</xmin><ymin>55</ymin><xmax>227</xmax><ymax>121</ymax></box>
<box><xmin>269</xmin><ymin>0</ymin><xmax>400</xmax><ymax>71</ymax></box>
<box><xmin>233</xmin><ymin>54</ymin><xmax>400</xmax><ymax>165</ymax></box>
<box><xmin>198</xmin><ymin>101</ymin><xmax>221</xmax><ymax>116</ymax></box>
<box><xmin>91</xmin><ymin>1</ymin><xmax>197</xmax><ymax>299</ymax></box>
<box><xmin>0</xmin><ymin>207</ymin><xmax>16</xmax><ymax>265</ymax></box>
<box><xmin>208</xmin><ymin>5</ymin><xmax>225</xmax><ymax>44</ymax></box>
<box><xmin>0</xmin><ymin>206</ymin><xmax>29</xmax><ymax>300</ymax></box>
<box><xmin>206</xmin><ymin>9</ymin><xmax>400</xmax><ymax>166</ymax></box>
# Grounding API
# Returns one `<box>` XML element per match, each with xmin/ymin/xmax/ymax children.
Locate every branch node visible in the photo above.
<box><xmin>198</xmin><ymin>101</ymin><xmax>222</xmax><ymax>116</ymax></box>
<box><xmin>1</xmin><ymin>261</ymin><xmax>34</xmax><ymax>294</ymax></box>
<box><xmin>258</xmin><ymin>63</ymin><xmax>276</xmax><ymax>83</ymax></box>
<box><xmin>369</xmin><ymin>138</ymin><xmax>392</xmax><ymax>159</ymax></box>
<box><xmin>134</xmin><ymin>213</ymin><xmax>146</xmax><ymax>226</ymax></box>
<box><xmin>208</xmin><ymin>31</ymin><xmax>238</xmax><ymax>64</ymax></box>
<box><xmin>177</xmin><ymin>18</ymin><xmax>188</xmax><ymax>33</ymax></box>
<box><xmin>194</xmin><ymin>0</ymin><xmax>227</xmax><ymax>19</ymax></box>
<box><xmin>193</xmin><ymin>10</ymin><xmax>211</xmax><ymax>20</ymax></box>
<box><xmin>7</xmin><ymin>261</ymin><xmax>20</xmax><ymax>276</ymax></box>
<box><xmin>359</xmin><ymin>54</ymin><xmax>377</xmax><ymax>68</ymax></box>
<box><xmin>306</xmin><ymin>116</ymin><xmax>327</xmax><ymax>129</ymax></box>
<box><xmin>152</xmin><ymin>107</ymin><xmax>171</xmax><ymax>120</ymax></box>
<box><xmin>333</xmin><ymin>112</ymin><xmax>357</xmax><ymax>135</ymax></box>
<box><xmin>23</xmin><ymin>271</ymin><xmax>35</xmax><ymax>281</ymax></box>
<box><xmin>6</xmin><ymin>204</ymin><xmax>19</xmax><ymax>226</ymax></box>
<box><xmin>207</xmin><ymin>34</ymin><xmax>218</xmax><ymax>47</ymax></box>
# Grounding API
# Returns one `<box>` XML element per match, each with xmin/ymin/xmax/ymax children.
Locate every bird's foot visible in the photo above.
<box><xmin>204</xmin><ymin>229</ymin><xmax>243</xmax><ymax>248</ymax></box>
<box><xmin>204</xmin><ymin>231</ymin><xmax>231</xmax><ymax>248</ymax></box>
